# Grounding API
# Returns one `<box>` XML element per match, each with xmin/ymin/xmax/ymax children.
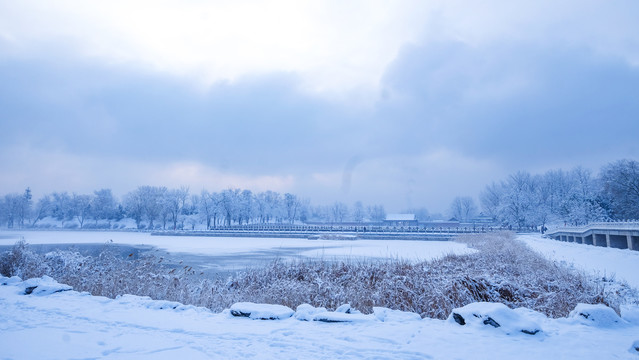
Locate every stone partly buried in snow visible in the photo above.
<box><xmin>229</xmin><ymin>302</ymin><xmax>294</xmax><ymax>320</ymax></box>
<box><xmin>448</xmin><ymin>302</ymin><xmax>542</xmax><ymax>335</ymax></box>
<box><xmin>569</xmin><ymin>303</ymin><xmax>624</xmax><ymax>327</ymax></box>
<box><xmin>20</xmin><ymin>276</ymin><xmax>72</xmax><ymax>296</ymax></box>
<box><xmin>311</xmin><ymin>304</ymin><xmax>374</xmax><ymax>323</ymax></box>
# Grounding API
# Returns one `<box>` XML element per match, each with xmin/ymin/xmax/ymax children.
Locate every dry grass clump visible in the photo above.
<box><xmin>1</xmin><ymin>232</ymin><xmax>635</xmax><ymax>319</ymax></box>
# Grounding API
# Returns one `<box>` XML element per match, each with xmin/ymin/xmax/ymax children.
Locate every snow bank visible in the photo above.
<box><xmin>621</xmin><ymin>305</ymin><xmax>639</xmax><ymax>325</ymax></box>
<box><xmin>230</xmin><ymin>302</ymin><xmax>295</xmax><ymax>320</ymax></box>
<box><xmin>2</xmin><ymin>277</ymin><xmax>639</xmax><ymax>359</ymax></box>
<box><xmin>448</xmin><ymin>302</ymin><xmax>543</xmax><ymax>335</ymax></box>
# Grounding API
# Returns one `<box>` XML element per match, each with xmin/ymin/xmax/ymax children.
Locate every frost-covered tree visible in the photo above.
<box><xmin>221</xmin><ymin>189</ymin><xmax>240</xmax><ymax>226</ymax></box>
<box><xmin>284</xmin><ymin>193</ymin><xmax>301</xmax><ymax>224</ymax></box>
<box><xmin>600</xmin><ymin>159</ymin><xmax>639</xmax><ymax>220</ymax></box>
<box><xmin>199</xmin><ymin>190</ymin><xmax>215</xmax><ymax>229</ymax></box>
<box><xmin>238</xmin><ymin>189</ymin><xmax>255</xmax><ymax>225</ymax></box>
<box><xmin>51</xmin><ymin>192</ymin><xmax>74</xmax><ymax>226</ymax></box>
<box><xmin>500</xmin><ymin>171</ymin><xmax>537</xmax><ymax>228</ymax></box>
<box><xmin>1</xmin><ymin>193</ymin><xmax>22</xmax><ymax>228</ymax></box>
<box><xmin>71</xmin><ymin>193</ymin><xmax>92</xmax><ymax>228</ymax></box>
<box><xmin>330</xmin><ymin>202</ymin><xmax>348</xmax><ymax>223</ymax></box>
<box><xmin>30</xmin><ymin>194</ymin><xmax>52</xmax><ymax>227</ymax></box>
<box><xmin>258</xmin><ymin>191</ymin><xmax>282</xmax><ymax>223</ymax></box>
<box><xmin>165</xmin><ymin>187</ymin><xmax>189</xmax><ymax>230</ymax></box>
<box><xmin>122</xmin><ymin>186</ymin><xmax>168</xmax><ymax>229</ymax></box>
<box><xmin>352</xmin><ymin>201</ymin><xmax>365</xmax><ymax>222</ymax></box>
<box><xmin>91</xmin><ymin>189</ymin><xmax>117</xmax><ymax>223</ymax></box>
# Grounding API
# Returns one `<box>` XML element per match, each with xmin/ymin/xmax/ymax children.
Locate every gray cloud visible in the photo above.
<box><xmin>1</xmin><ymin>7</ymin><xmax>639</xmax><ymax>212</ymax></box>
<box><xmin>378</xmin><ymin>41</ymin><xmax>639</xmax><ymax>168</ymax></box>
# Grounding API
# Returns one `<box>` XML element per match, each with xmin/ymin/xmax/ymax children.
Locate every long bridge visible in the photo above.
<box><xmin>545</xmin><ymin>221</ymin><xmax>639</xmax><ymax>251</ymax></box>
<box><xmin>152</xmin><ymin>224</ymin><xmax>500</xmax><ymax>241</ymax></box>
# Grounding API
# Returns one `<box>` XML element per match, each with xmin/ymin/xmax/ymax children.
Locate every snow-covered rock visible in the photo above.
<box><xmin>569</xmin><ymin>303</ymin><xmax>624</xmax><ymax>327</ymax></box>
<box><xmin>448</xmin><ymin>302</ymin><xmax>542</xmax><ymax>335</ymax></box>
<box><xmin>229</xmin><ymin>302</ymin><xmax>294</xmax><ymax>320</ymax></box>
<box><xmin>294</xmin><ymin>303</ymin><xmax>374</xmax><ymax>322</ymax></box>
<box><xmin>311</xmin><ymin>311</ymin><xmax>374</xmax><ymax>323</ymax></box>
<box><xmin>294</xmin><ymin>304</ymin><xmax>328</xmax><ymax>321</ymax></box>
<box><xmin>373</xmin><ymin>307</ymin><xmax>421</xmax><ymax>322</ymax></box>
<box><xmin>116</xmin><ymin>294</ymin><xmax>203</xmax><ymax>312</ymax></box>
<box><xmin>0</xmin><ymin>275</ymin><xmax>22</xmax><ymax>286</ymax></box>
<box><xmin>335</xmin><ymin>303</ymin><xmax>360</xmax><ymax>314</ymax></box>
<box><xmin>630</xmin><ymin>340</ymin><xmax>639</xmax><ymax>354</ymax></box>
<box><xmin>20</xmin><ymin>276</ymin><xmax>72</xmax><ymax>296</ymax></box>
<box><xmin>309</xmin><ymin>303</ymin><xmax>373</xmax><ymax>322</ymax></box>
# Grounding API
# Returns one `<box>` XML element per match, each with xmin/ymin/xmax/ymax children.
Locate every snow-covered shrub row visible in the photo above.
<box><xmin>1</xmin><ymin>232</ymin><xmax>636</xmax><ymax>319</ymax></box>
<box><xmin>222</xmin><ymin>232</ymin><xmax>636</xmax><ymax>318</ymax></box>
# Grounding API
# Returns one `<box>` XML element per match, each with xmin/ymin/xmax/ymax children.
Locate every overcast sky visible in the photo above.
<box><xmin>1</xmin><ymin>0</ymin><xmax>638</xmax><ymax>213</ymax></box>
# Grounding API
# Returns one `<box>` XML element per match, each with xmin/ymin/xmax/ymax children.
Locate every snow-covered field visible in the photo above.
<box><xmin>1</xmin><ymin>231</ymin><xmax>639</xmax><ymax>359</ymax></box>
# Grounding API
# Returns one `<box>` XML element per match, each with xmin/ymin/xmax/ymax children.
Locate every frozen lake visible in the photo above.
<box><xmin>0</xmin><ymin>230</ymin><xmax>477</xmax><ymax>276</ymax></box>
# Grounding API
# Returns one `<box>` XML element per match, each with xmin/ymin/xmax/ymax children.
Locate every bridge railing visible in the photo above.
<box><xmin>169</xmin><ymin>224</ymin><xmax>502</xmax><ymax>235</ymax></box>
<box><xmin>547</xmin><ymin>220</ymin><xmax>639</xmax><ymax>234</ymax></box>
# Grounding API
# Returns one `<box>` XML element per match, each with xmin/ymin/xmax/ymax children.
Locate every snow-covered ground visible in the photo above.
<box><xmin>520</xmin><ymin>234</ymin><xmax>639</xmax><ymax>288</ymax></box>
<box><xmin>1</xmin><ymin>275</ymin><xmax>638</xmax><ymax>359</ymax></box>
<box><xmin>2</xmin><ymin>231</ymin><xmax>639</xmax><ymax>359</ymax></box>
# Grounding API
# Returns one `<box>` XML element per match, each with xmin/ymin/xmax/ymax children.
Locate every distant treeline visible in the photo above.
<box><xmin>479</xmin><ymin>159</ymin><xmax>639</xmax><ymax>229</ymax></box>
<box><xmin>1</xmin><ymin>159</ymin><xmax>638</xmax><ymax>230</ymax></box>
<box><xmin>0</xmin><ymin>186</ymin><xmax>388</xmax><ymax>230</ymax></box>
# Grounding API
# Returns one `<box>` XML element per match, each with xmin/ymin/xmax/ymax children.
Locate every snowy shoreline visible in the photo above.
<box><xmin>1</xmin><ymin>274</ymin><xmax>638</xmax><ymax>359</ymax></box>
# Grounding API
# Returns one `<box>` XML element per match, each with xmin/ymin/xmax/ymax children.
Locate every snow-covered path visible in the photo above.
<box><xmin>1</xmin><ymin>279</ymin><xmax>638</xmax><ymax>360</ymax></box>
<box><xmin>519</xmin><ymin>233</ymin><xmax>639</xmax><ymax>288</ymax></box>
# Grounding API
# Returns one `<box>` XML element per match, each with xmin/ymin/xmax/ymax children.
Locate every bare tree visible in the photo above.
<box><xmin>449</xmin><ymin>196</ymin><xmax>477</xmax><ymax>222</ymax></box>
<box><xmin>330</xmin><ymin>202</ymin><xmax>349</xmax><ymax>223</ymax></box>
<box><xmin>480</xmin><ymin>182</ymin><xmax>502</xmax><ymax>220</ymax></box>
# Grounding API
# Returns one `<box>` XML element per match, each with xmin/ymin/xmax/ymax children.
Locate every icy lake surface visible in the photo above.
<box><xmin>0</xmin><ymin>230</ymin><xmax>478</xmax><ymax>275</ymax></box>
